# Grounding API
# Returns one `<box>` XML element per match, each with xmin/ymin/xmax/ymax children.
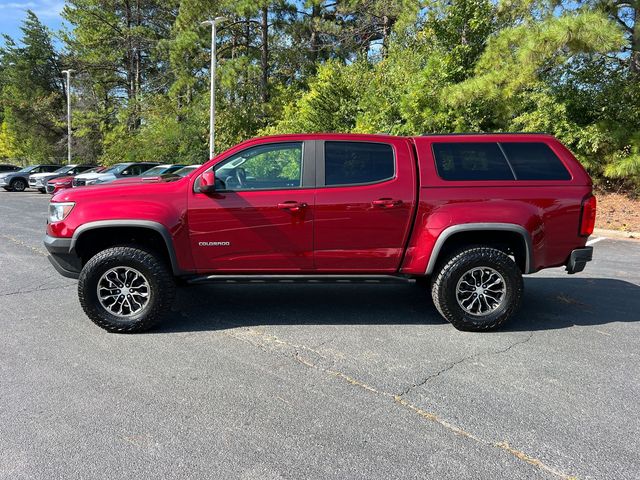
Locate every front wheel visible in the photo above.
<box><xmin>431</xmin><ymin>247</ymin><xmax>523</xmax><ymax>331</ymax></box>
<box><xmin>11</xmin><ymin>179</ymin><xmax>26</xmax><ymax>192</ymax></box>
<box><xmin>78</xmin><ymin>246</ymin><xmax>176</xmax><ymax>333</ymax></box>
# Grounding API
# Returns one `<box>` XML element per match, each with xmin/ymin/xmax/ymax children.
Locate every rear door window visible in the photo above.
<box><xmin>432</xmin><ymin>143</ymin><xmax>514</xmax><ymax>181</ymax></box>
<box><xmin>500</xmin><ymin>142</ymin><xmax>571</xmax><ymax>180</ymax></box>
<box><xmin>325</xmin><ymin>142</ymin><xmax>394</xmax><ymax>186</ymax></box>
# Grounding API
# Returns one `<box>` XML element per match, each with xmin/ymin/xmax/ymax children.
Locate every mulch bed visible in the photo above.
<box><xmin>595</xmin><ymin>192</ymin><xmax>640</xmax><ymax>233</ymax></box>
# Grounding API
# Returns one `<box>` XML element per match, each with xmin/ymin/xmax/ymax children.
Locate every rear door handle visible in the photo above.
<box><xmin>278</xmin><ymin>201</ymin><xmax>307</xmax><ymax>212</ymax></box>
<box><xmin>372</xmin><ymin>198</ymin><xmax>402</xmax><ymax>208</ymax></box>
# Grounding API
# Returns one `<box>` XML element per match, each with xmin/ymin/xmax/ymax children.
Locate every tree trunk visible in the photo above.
<box><xmin>244</xmin><ymin>17</ymin><xmax>251</xmax><ymax>103</ymax></box>
<box><xmin>124</xmin><ymin>0</ymin><xmax>137</xmax><ymax>130</ymax></box>
<box><xmin>631</xmin><ymin>5</ymin><xmax>640</xmax><ymax>75</ymax></box>
<box><xmin>134</xmin><ymin>0</ymin><xmax>142</xmax><ymax>129</ymax></box>
<box><xmin>382</xmin><ymin>15</ymin><xmax>390</xmax><ymax>55</ymax></box>
<box><xmin>261</xmin><ymin>6</ymin><xmax>269</xmax><ymax>104</ymax></box>
<box><xmin>310</xmin><ymin>3</ymin><xmax>321</xmax><ymax>66</ymax></box>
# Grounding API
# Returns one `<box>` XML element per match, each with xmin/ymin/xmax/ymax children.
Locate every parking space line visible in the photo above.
<box><xmin>0</xmin><ymin>233</ymin><xmax>48</xmax><ymax>256</ymax></box>
<box><xmin>586</xmin><ymin>237</ymin><xmax>604</xmax><ymax>246</ymax></box>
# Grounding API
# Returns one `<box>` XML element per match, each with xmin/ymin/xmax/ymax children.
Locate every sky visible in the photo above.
<box><xmin>0</xmin><ymin>0</ymin><xmax>64</xmax><ymax>43</ymax></box>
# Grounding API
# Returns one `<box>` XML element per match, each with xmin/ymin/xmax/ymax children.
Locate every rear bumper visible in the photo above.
<box><xmin>565</xmin><ymin>247</ymin><xmax>593</xmax><ymax>274</ymax></box>
<box><xmin>43</xmin><ymin>235</ymin><xmax>81</xmax><ymax>279</ymax></box>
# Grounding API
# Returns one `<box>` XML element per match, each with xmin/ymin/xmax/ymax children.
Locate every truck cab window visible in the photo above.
<box><xmin>215</xmin><ymin>142</ymin><xmax>303</xmax><ymax>191</ymax></box>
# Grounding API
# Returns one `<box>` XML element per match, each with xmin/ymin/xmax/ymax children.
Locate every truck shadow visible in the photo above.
<box><xmin>157</xmin><ymin>277</ymin><xmax>640</xmax><ymax>333</ymax></box>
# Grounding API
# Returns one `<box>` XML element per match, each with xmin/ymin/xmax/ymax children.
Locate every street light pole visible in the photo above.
<box><xmin>61</xmin><ymin>69</ymin><xmax>75</xmax><ymax>165</ymax></box>
<box><xmin>201</xmin><ymin>17</ymin><xmax>226</xmax><ymax>160</ymax></box>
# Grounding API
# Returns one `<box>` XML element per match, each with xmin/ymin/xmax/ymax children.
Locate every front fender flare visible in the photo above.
<box><xmin>70</xmin><ymin>220</ymin><xmax>185</xmax><ymax>275</ymax></box>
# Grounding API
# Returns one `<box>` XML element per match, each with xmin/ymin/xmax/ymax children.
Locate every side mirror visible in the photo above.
<box><xmin>198</xmin><ymin>170</ymin><xmax>216</xmax><ymax>193</ymax></box>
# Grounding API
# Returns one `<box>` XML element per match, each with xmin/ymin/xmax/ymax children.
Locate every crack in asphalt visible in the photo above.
<box><xmin>223</xmin><ymin>327</ymin><xmax>575</xmax><ymax>479</ymax></box>
<box><xmin>396</xmin><ymin>332</ymin><xmax>535</xmax><ymax>397</ymax></box>
<box><xmin>0</xmin><ymin>284</ymin><xmax>75</xmax><ymax>298</ymax></box>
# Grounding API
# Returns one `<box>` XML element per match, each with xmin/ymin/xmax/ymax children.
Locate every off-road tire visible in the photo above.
<box><xmin>431</xmin><ymin>247</ymin><xmax>523</xmax><ymax>332</ymax></box>
<box><xmin>78</xmin><ymin>246</ymin><xmax>175</xmax><ymax>333</ymax></box>
<box><xmin>11</xmin><ymin>179</ymin><xmax>26</xmax><ymax>192</ymax></box>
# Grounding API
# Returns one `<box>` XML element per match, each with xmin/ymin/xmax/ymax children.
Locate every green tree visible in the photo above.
<box><xmin>0</xmin><ymin>11</ymin><xmax>65</xmax><ymax>162</ymax></box>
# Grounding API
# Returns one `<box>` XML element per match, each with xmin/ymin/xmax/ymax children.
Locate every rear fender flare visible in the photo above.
<box><xmin>425</xmin><ymin>223</ymin><xmax>534</xmax><ymax>275</ymax></box>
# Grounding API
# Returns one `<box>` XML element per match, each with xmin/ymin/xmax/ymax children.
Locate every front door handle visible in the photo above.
<box><xmin>372</xmin><ymin>198</ymin><xmax>402</xmax><ymax>208</ymax></box>
<box><xmin>278</xmin><ymin>201</ymin><xmax>307</xmax><ymax>212</ymax></box>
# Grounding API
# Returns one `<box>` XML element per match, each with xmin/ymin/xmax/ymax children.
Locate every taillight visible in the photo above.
<box><xmin>580</xmin><ymin>194</ymin><xmax>597</xmax><ymax>236</ymax></box>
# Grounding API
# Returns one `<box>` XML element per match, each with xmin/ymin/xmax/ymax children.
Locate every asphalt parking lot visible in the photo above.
<box><xmin>0</xmin><ymin>189</ymin><xmax>639</xmax><ymax>480</ymax></box>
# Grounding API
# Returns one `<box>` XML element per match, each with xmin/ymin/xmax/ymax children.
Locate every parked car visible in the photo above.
<box><xmin>172</xmin><ymin>165</ymin><xmax>202</xmax><ymax>177</ymax></box>
<box><xmin>46</xmin><ymin>166</ymin><xmax>107</xmax><ymax>195</ymax></box>
<box><xmin>109</xmin><ymin>164</ymin><xmax>187</xmax><ymax>185</ymax></box>
<box><xmin>45</xmin><ymin>133</ymin><xmax>595</xmax><ymax>333</ymax></box>
<box><xmin>1</xmin><ymin>164</ymin><xmax>59</xmax><ymax>192</ymax></box>
<box><xmin>0</xmin><ymin>164</ymin><xmax>21</xmax><ymax>173</ymax></box>
<box><xmin>139</xmin><ymin>164</ymin><xmax>187</xmax><ymax>176</ymax></box>
<box><xmin>30</xmin><ymin>164</ymin><xmax>97</xmax><ymax>193</ymax></box>
<box><xmin>72</xmin><ymin>162</ymin><xmax>160</xmax><ymax>187</ymax></box>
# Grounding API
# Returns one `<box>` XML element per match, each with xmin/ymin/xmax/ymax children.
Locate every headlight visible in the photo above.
<box><xmin>48</xmin><ymin>202</ymin><xmax>75</xmax><ymax>223</ymax></box>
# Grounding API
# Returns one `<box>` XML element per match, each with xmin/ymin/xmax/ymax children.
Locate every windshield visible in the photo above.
<box><xmin>173</xmin><ymin>165</ymin><xmax>200</xmax><ymax>177</ymax></box>
<box><xmin>141</xmin><ymin>166</ymin><xmax>169</xmax><ymax>176</ymax></box>
<box><xmin>82</xmin><ymin>166</ymin><xmax>103</xmax><ymax>174</ymax></box>
<box><xmin>53</xmin><ymin>166</ymin><xmax>73</xmax><ymax>174</ymax></box>
<box><xmin>17</xmin><ymin>166</ymin><xmax>37</xmax><ymax>173</ymax></box>
<box><xmin>102</xmin><ymin>163</ymin><xmax>129</xmax><ymax>174</ymax></box>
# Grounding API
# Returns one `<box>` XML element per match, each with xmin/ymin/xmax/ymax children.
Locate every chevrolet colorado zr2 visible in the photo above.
<box><xmin>44</xmin><ymin>133</ymin><xmax>596</xmax><ymax>333</ymax></box>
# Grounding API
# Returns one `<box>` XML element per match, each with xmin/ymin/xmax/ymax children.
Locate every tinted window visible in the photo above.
<box><xmin>123</xmin><ymin>164</ymin><xmax>154</xmax><ymax>176</ymax></box>
<box><xmin>121</xmin><ymin>166</ymin><xmax>140</xmax><ymax>176</ymax></box>
<box><xmin>501</xmin><ymin>142</ymin><xmax>571</xmax><ymax>180</ymax></box>
<box><xmin>325</xmin><ymin>142</ymin><xmax>394</xmax><ymax>186</ymax></box>
<box><xmin>215</xmin><ymin>142</ymin><xmax>302</xmax><ymax>191</ymax></box>
<box><xmin>432</xmin><ymin>143</ymin><xmax>514</xmax><ymax>181</ymax></box>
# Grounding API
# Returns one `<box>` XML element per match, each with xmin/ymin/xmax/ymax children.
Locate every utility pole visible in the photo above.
<box><xmin>201</xmin><ymin>17</ymin><xmax>226</xmax><ymax>160</ymax></box>
<box><xmin>61</xmin><ymin>69</ymin><xmax>75</xmax><ymax>165</ymax></box>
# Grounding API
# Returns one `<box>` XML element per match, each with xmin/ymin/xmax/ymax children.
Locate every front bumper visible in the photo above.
<box><xmin>43</xmin><ymin>235</ymin><xmax>81</xmax><ymax>279</ymax></box>
<box><xmin>565</xmin><ymin>247</ymin><xmax>593</xmax><ymax>274</ymax></box>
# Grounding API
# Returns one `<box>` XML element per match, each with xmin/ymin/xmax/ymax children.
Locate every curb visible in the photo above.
<box><xmin>593</xmin><ymin>228</ymin><xmax>639</xmax><ymax>240</ymax></box>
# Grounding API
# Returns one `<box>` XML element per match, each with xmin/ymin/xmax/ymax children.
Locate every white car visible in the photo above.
<box><xmin>72</xmin><ymin>162</ymin><xmax>160</xmax><ymax>187</ymax></box>
<box><xmin>29</xmin><ymin>164</ymin><xmax>97</xmax><ymax>193</ymax></box>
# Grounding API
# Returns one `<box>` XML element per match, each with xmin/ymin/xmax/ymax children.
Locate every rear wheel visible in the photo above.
<box><xmin>431</xmin><ymin>247</ymin><xmax>523</xmax><ymax>331</ymax></box>
<box><xmin>11</xmin><ymin>179</ymin><xmax>26</xmax><ymax>192</ymax></box>
<box><xmin>78</xmin><ymin>246</ymin><xmax>175</xmax><ymax>333</ymax></box>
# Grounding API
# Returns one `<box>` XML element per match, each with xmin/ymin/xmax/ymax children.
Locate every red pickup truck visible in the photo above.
<box><xmin>44</xmin><ymin>133</ymin><xmax>595</xmax><ymax>333</ymax></box>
